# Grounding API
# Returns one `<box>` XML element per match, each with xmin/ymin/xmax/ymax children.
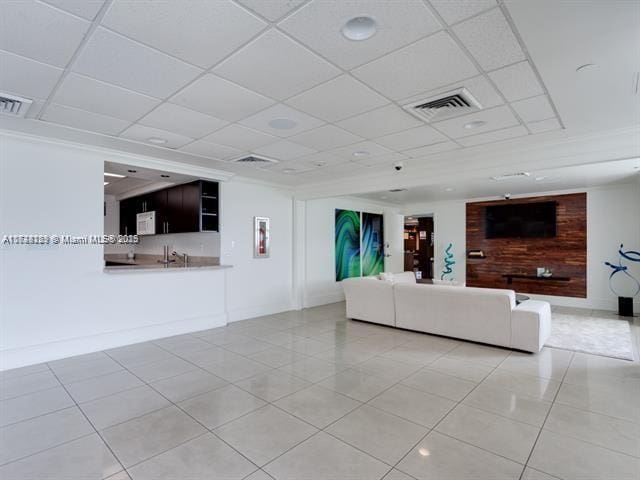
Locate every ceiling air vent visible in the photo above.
<box><xmin>231</xmin><ymin>155</ymin><xmax>278</xmax><ymax>165</ymax></box>
<box><xmin>403</xmin><ymin>88</ymin><xmax>481</xmax><ymax>123</ymax></box>
<box><xmin>490</xmin><ymin>172</ymin><xmax>531</xmax><ymax>181</ymax></box>
<box><xmin>0</xmin><ymin>93</ymin><xmax>33</xmax><ymax>118</ymax></box>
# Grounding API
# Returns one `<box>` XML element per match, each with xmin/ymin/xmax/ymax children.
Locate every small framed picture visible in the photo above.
<box><xmin>254</xmin><ymin>217</ymin><xmax>270</xmax><ymax>258</ymax></box>
<box><xmin>419</xmin><ymin>231</ymin><xmax>427</xmax><ymax>240</ymax></box>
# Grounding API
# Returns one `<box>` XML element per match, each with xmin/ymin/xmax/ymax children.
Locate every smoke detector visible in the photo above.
<box><xmin>0</xmin><ymin>93</ymin><xmax>33</xmax><ymax>118</ymax></box>
<box><xmin>231</xmin><ymin>155</ymin><xmax>278</xmax><ymax>165</ymax></box>
<box><xmin>490</xmin><ymin>172</ymin><xmax>531</xmax><ymax>181</ymax></box>
<box><xmin>403</xmin><ymin>87</ymin><xmax>482</xmax><ymax>123</ymax></box>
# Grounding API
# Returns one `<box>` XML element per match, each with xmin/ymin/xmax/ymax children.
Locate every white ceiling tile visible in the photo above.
<box><xmin>53</xmin><ymin>73</ymin><xmax>160</xmax><ymax>121</ymax></box>
<box><xmin>180</xmin><ymin>140</ymin><xmax>243</xmax><ymax>160</ymax></box>
<box><xmin>400</xmin><ymin>75</ymin><xmax>504</xmax><ymax>111</ymax></box>
<box><xmin>285</xmin><ymin>75</ymin><xmax>389</xmax><ymax>122</ymax></box>
<box><xmin>138</xmin><ymin>103</ymin><xmax>228</xmax><ymax>139</ymax></box>
<box><xmin>202</xmin><ymin>124</ymin><xmax>277</xmax><ymax>150</ymax></box>
<box><xmin>403</xmin><ymin>141</ymin><xmax>461</xmax><ymax>157</ymax></box>
<box><xmin>170</xmin><ymin>74</ymin><xmax>275</xmax><ymax>122</ymax></box>
<box><xmin>352</xmin><ymin>32</ymin><xmax>478</xmax><ymax>100</ymax></box>
<box><xmin>432</xmin><ymin>104</ymin><xmax>519</xmax><ymax>138</ymax></box>
<box><xmin>376</xmin><ymin>125</ymin><xmax>448</xmax><ymax>151</ymax></box>
<box><xmin>329</xmin><ymin>141</ymin><xmax>392</xmax><ymax>160</ymax></box>
<box><xmin>24</xmin><ymin>98</ymin><xmax>47</xmax><ymax>119</ymax></box>
<box><xmin>488</xmin><ymin>61</ymin><xmax>544</xmax><ymax>102</ymax></box>
<box><xmin>0</xmin><ymin>50</ymin><xmax>63</xmax><ymax>99</ymax></box>
<box><xmin>511</xmin><ymin>95</ymin><xmax>555</xmax><ymax>122</ymax></box>
<box><xmin>236</xmin><ymin>0</ymin><xmax>305</xmax><ymax>21</ymax></box>
<box><xmin>457</xmin><ymin>125</ymin><xmax>528</xmax><ymax>146</ymax></box>
<box><xmin>102</xmin><ymin>0</ymin><xmax>265</xmax><ymax>69</ymax></box>
<box><xmin>73</xmin><ymin>27</ymin><xmax>202</xmax><ymax>98</ymax></box>
<box><xmin>289</xmin><ymin>125</ymin><xmax>363</xmax><ymax>150</ymax></box>
<box><xmin>279</xmin><ymin>0</ymin><xmax>442</xmax><ymax>70</ymax></box>
<box><xmin>253</xmin><ymin>140</ymin><xmax>316</xmax><ymax>161</ymax></box>
<box><xmin>336</xmin><ymin>104</ymin><xmax>423</xmax><ymax>138</ymax></box>
<box><xmin>120</xmin><ymin>124</ymin><xmax>193</xmax><ymax>149</ymax></box>
<box><xmin>353</xmin><ymin>152</ymin><xmax>408</xmax><ymax>167</ymax></box>
<box><xmin>213</xmin><ymin>30</ymin><xmax>340</xmax><ymax>100</ymax></box>
<box><xmin>323</xmin><ymin>162</ymin><xmax>364</xmax><ymax>175</ymax></box>
<box><xmin>0</xmin><ymin>0</ymin><xmax>90</xmax><ymax>67</ymax></box>
<box><xmin>429</xmin><ymin>0</ymin><xmax>497</xmax><ymax>25</ymax></box>
<box><xmin>44</xmin><ymin>0</ymin><xmax>105</xmax><ymax>20</ymax></box>
<box><xmin>239</xmin><ymin>104</ymin><xmax>324</xmax><ymax>137</ymax></box>
<box><xmin>453</xmin><ymin>9</ymin><xmax>525</xmax><ymax>70</ymax></box>
<box><xmin>41</xmin><ymin>104</ymin><xmax>130</xmax><ymax>135</ymax></box>
<box><xmin>527</xmin><ymin>117</ymin><xmax>562</xmax><ymax>134</ymax></box>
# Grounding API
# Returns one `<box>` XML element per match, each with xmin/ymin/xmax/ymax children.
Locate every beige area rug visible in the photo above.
<box><xmin>545</xmin><ymin>313</ymin><xmax>634</xmax><ymax>360</ymax></box>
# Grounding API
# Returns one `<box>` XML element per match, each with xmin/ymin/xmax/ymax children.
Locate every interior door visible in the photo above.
<box><xmin>383</xmin><ymin>213</ymin><xmax>404</xmax><ymax>273</ymax></box>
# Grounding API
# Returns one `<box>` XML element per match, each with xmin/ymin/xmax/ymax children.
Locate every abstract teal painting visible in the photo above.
<box><xmin>362</xmin><ymin>212</ymin><xmax>384</xmax><ymax>276</ymax></box>
<box><xmin>335</xmin><ymin>209</ymin><xmax>361</xmax><ymax>281</ymax></box>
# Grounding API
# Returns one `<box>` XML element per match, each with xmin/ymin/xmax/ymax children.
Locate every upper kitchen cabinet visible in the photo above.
<box><xmin>119</xmin><ymin>180</ymin><xmax>219</xmax><ymax>235</ymax></box>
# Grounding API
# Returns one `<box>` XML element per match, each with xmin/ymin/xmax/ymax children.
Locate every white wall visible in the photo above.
<box><xmin>0</xmin><ymin>133</ymin><xmax>295</xmax><ymax>369</ymax></box>
<box><xmin>404</xmin><ymin>184</ymin><xmax>640</xmax><ymax>311</ymax></box>
<box><xmin>303</xmin><ymin>196</ymin><xmax>402</xmax><ymax>307</ymax></box>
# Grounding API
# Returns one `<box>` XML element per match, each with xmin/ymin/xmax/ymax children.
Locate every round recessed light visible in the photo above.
<box><xmin>342</xmin><ymin>16</ymin><xmax>377</xmax><ymax>41</ymax></box>
<box><xmin>418</xmin><ymin>448</ymin><xmax>430</xmax><ymax>457</ymax></box>
<box><xmin>576</xmin><ymin>63</ymin><xmax>596</xmax><ymax>72</ymax></box>
<box><xmin>535</xmin><ymin>176</ymin><xmax>546</xmax><ymax>181</ymax></box>
<box><xmin>464</xmin><ymin>120</ymin><xmax>486</xmax><ymax>129</ymax></box>
<box><xmin>160</xmin><ymin>174</ymin><xmax>170</xmax><ymax>178</ymax></box>
<box><xmin>268</xmin><ymin>118</ymin><xmax>297</xmax><ymax>130</ymax></box>
<box><xmin>282</xmin><ymin>168</ymin><xmax>296</xmax><ymax>174</ymax></box>
<box><xmin>127</xmin><ymin>169</ymin><xmax>137</xmax><ymax>173</ymax></box>
<box><xmin>147</xmin><ymin>137</ymin><xmax>167</xmax><ymax>145</ymax></box>
<box><xmin>445</xmin><ymin>187</ymin><xmax>454</xmax><ymax>192</ymax></box>
<box><xmin>352</xmin><ymin>150</ymin><xmax>370</xmax><ymax>157</ymax></box>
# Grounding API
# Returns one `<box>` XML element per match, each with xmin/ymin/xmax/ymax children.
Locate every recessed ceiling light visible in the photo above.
<box><xmin>104</xmin><ymin>172</ymin><xmax>125</xmax><ymax>178</ymax></box>
<box><xmin>576</xmin><ymin>63</ymin><xmax>596</xmax><ymax>72</ymax></box>
<box><xmin>103</xmin><ymin>181</ymin><xmax>109</xmax><ymax>186</ymax></box>
<box><xmin>342</xmin><ymin>16</ymin><xmax>377</xmax><ymax>41</ymax></box>
<box><xmin>127</xmin><ymin>169</ymin><xmax>137</xmax><ymax>173</ymax></box>
<box><xmin>282</xmin><ymin>168</ymin><xmax>296</xmax><ymax>174</ymax></box>
<box><xmin>464</xmin><ymin>120</ymin><xmax>486</xmax><ymax>129</ymax></box>
<box><xmin>268</xmin><ymin>118</ymin><xmax>297</xmax><ymax>130</ymax></box>
<box><xmin>352</xmin><ymin>150</ymin><xmax>370</xmax><ymax>157</ymax></box>
<box><xmin>147</xmin><ymin>137</ymin><xmax>167</xmax><ymax>145</ymax></box>
<box><xmin>535</xmin><ymin>176</ymin><xmax>546</xmax><ymax>181</ymax></box>
<box><xmin>407</xmin><ymin>216</ymin><xmax>413</xmax><ymax>220</ymax></box>
<box><xmin>160</xmin><ymin>174</ymin><xmax>170</xmax><ymax>178</ymax></box>
<box><xmin>418</xmin><ymin>448</ymin><xmax>430</xmax><ymax>457</ymax></box>
<box><xmin>444</xmin><ymin>187</ymin><xmax>454</xmax><ymax>192</ymax></box>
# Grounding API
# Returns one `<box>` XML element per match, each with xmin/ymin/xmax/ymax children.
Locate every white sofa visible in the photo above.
<box><xmin>342</xmin><ymin>272</ymin><xmax>551</xmax><ymax>353</ymax></box>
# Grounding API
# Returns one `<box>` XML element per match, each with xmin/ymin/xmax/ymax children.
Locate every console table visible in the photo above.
<box><xmin>502</xmin><ymin>274</ymin><xmax>571</xmax><ymax>285</ymax></box>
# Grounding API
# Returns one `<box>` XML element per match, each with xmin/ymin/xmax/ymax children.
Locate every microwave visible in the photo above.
<box><xmin>136</xmin><ymin>211</ymin><xmax>156</xmax><ymax>235</ymax></box>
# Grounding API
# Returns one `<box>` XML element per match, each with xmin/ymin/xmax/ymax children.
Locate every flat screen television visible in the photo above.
<box><xmin>485</xmin><ymin>202</ymin><xmax>556</xmax><ymax>238</ymax></box>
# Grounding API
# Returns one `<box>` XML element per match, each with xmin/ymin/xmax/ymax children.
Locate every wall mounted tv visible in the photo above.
<box><xmin>485</xmin><ymin>201</ymin><xmax>557</xmax><ymax>238</ymax></box>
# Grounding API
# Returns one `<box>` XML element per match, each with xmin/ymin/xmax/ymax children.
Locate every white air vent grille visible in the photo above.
<box><xmin>403</xmin><ymin>88</ymin><xmax>481</xmax><ymax>123</ymax></box>
<box><xmin>0</xmin><ymin>93</ymin><xmax>33</xmax><ymax>118</ymax></box>
<box><xmin>490</xmin><ymin>172</ymin><xmax>531</xmax><ymax>181</ymax></box>
<box><xmin>231</xmin><ymin>155</ymin><xmax>278</xmax><ymax>165</ymax></box>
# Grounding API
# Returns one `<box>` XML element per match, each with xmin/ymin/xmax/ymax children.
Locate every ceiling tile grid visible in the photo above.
<box><xmin>1</xmin><ymin>0</ymin><xmax>565</xmax><ymax>183</ymax></box>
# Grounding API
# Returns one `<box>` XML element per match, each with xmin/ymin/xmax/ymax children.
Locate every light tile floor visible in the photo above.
<box><xmin>1</xmin><ymin>302</ymin><xmax>639</xmax><ymax>479</ymax></box>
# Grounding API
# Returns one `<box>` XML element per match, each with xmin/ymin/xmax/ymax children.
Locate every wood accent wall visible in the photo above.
<box><xmin>466</xmin><ymin>193</ymin><xmax>587</xmax><ymax>298</ymax></box>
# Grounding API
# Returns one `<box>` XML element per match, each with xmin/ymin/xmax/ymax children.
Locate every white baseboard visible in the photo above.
<box><xmin>0</xmin><ymin>313</ymin><xmax>227</xmax><ymax>371</ymax></box>
<box><xmin>304</xmin><ymin>292</ymin><xmax>345</xmax><ymax>308</ymax></box>
<box><xmin>227</xmin><ymin>300</ymin><xmax>296</xmax><ymax>323</ymax></box>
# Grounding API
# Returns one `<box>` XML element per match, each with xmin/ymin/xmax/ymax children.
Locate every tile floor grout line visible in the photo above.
<box><xmin>518</xmin><ymin>350</ymin><xmax>575</xmax><ymax>480</ymax></box>
<box><xmin>42</xmin><ymin>363</ymin><xmax>128</xmax><ymax>478</ymax></box>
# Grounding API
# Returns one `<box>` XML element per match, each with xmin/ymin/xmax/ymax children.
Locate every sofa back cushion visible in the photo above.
<box><xmin>341</xmin><ymin>277</ymin><xmax>396</xmax><ymax>326</ymax></box>
<box><xmin>394</xmin><ymin>284</ymin><xmax>515</xmax><ymax>346</ymax></box>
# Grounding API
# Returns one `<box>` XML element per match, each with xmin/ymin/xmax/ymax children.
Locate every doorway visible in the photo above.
<box><xmin>404</xmin><ymin>215</ymin><xmax>434</xmax><ymax>279</ymax></box>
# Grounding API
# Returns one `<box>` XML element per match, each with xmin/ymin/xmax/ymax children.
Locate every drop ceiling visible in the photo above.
<box><xmin>0</xmin><ymin>0</ymin><xmax>638</xmax><ymax>188</ymax></box>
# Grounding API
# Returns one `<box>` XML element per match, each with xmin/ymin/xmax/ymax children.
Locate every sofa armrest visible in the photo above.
<box><xmin>511</xmin><ymin>300</ymin><xmax>551</xmax><ymax>352</ymax></box>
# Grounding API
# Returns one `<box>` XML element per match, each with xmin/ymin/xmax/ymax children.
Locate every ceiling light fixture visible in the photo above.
<box><xmin>576</xmin><ymin>63</ymin><xmax>596</xmax><ymax>72</ymax></box>
<box><xmin>342</xmin><ymin>16</ymin><xmax>377</xmax><ymax>41</ymax></box>
<box><xmin>147</xmin><ymin>137</ymin><xmax>167</xmax><ymax>145</ymax></box>
<box><xmin>418</xmin><ymin>448</ymin><xmax>430</xmax><ymax>457</ymax></box>
<box><xmin>268</xmin><ymin>118</ymin><xmax>297</xmax><ymax>130</ymax></box>
<box><xmin>464</xmin><ymin>120</ymin><xmax>486</xmax><ymax>129</ymax></box>
<box><xmin>535</xmin><ymin>176</ymin><xmax>546</xmax><ymax>181</ymax></box>
<box><xmin>104</xmin><ymin>172</ymin><xmax>125</xmax><ymax>178</ymax></box>
<box><xmin>445</xmin><ymin>187</ymin><xmax>454</xmax><ymax>192</ymax></box>
<box><xmin>352</xmin><ymin>150</ymin><xmax>370</xmax><ymax>157</ymax></box>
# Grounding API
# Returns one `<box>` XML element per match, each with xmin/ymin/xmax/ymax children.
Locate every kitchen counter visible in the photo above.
<box><xmin>104</xmin><ymin>254</ymin><xmax>231</xmax><ymax>273</ymax></box>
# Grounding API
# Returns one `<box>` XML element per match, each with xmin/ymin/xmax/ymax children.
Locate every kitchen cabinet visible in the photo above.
<box><xmin>119</xmin><ymin>180</ymin><xmax>219</xmax><ymax>235</ymax></box>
